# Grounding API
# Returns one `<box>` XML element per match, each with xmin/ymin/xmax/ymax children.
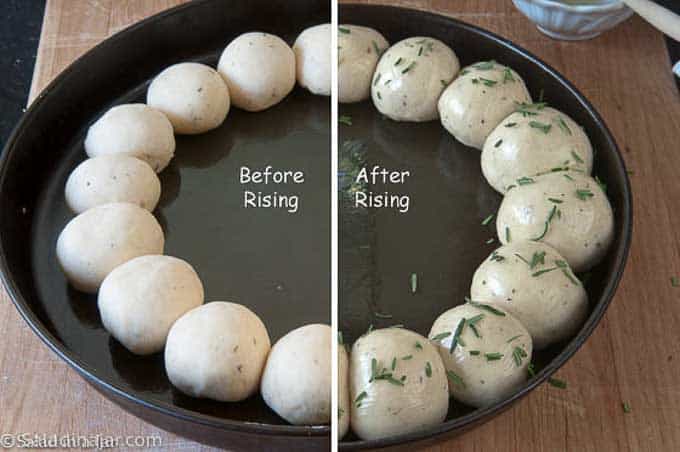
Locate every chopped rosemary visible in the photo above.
<box><xmin>506</xmin><ymin>334</ymin><xmax>522</xmax><ymax>343</ymax></box>
<box><xmin>339</xmin><ymin>27</ymin><xmax>351</xmax><ymax>34</ymax></box>
<box><xmin>440</xmin><ymin>79</ymin><xmax>448</xmax><ymax>87</ymax></box>
<box><xmin>478</xmin><ymin>77</ymin><xmax>497</xmax><ymax>87</ymax></box>
<box><xmin>446</xmin><ymin>370</ymin><xmax>465</xmax><ymax>387</ymax></box>
<box><xmin>339</xmin><ymin>115</ymin><xmax>352</xmax><ymax>126</ymax></box>
<box><xmin>418</xmin><ymin>46</ymin><xmax>423</xmax><ymax>56</ymax></box>
<box><xmin>571</xmin><ymin>150</ymin><xmax>584</xmax><ymax>164</ymax></box>
<box><xmin>402</xmin><ymin>355</ymin><xmax>413</xmax><ymax>360</ymax></box>
<box><xmin>564</xmin><ymin>173</ymin><xmax>575</xmax><ymax>181</ymax></box>
<box><xmin>394</xmin><ymin>57</ymin><xmax>403</xmax><ymax>66</ymax></box>
<box><xmin>529</xmin><ymin>121</ymin><xmax>552</xmax><ymax>134</ymax></box>
<box><xmin>486</xmin><ymin>238</ymin><xmax>495</xmax><ymax>244</ymax></box>
<box><xmin>527</xmin><ymin>362</ymin><xmax>536</xmax><ymax>377</ymax></box>
<box><xmin>354</xmin><ymin>391</ymin><xmax>367</xmax><ymax>406</ymax></box>
<box><xmin>467</xmin><ymin>314</ymin><xmax>484</xmax><ymax>338</ymax></box>
<box><xmin>557</xmin><ymin>117</ymin><xmax>572</xmax><ymax>135</ymax></box>
<box><xmin>450</xmin><ymin>318</ymin><xmax>466</xmax><ymax>353</ymax></box>
<box><xmin>376</xmin><ymin>91</ymin><xmax>382</xmax><ymax>100</ymax></box>
<box><xmin>431</xmin><ymin>331</ymin><xmax>452</xmax><ymax>342</ymax></box>
<box><xmin>402</xmin><ymin>61</ymin><xmax>416</xmax><ymax>74</ymax></box>
<box><xmin>505</xmin><ymin>226</ymin><xmax>511</xmax><ymax>243</ymax></box>
<box><xmin>530</xmin><ymin>251</ymin><xmax>546</xmax><ymax>269</ymax></box>
<box><xmin>622</xmin><ymin>402</ymin><xmax>632</xmax><ymax>413</ymax></box>
<box><xmin>517</xmin><ymin>176</ymin><xmax>535</xmax><ymax>185</ymax></box>
<box><xmin>495</xmin><ymin>139</ymin><xmax>503</xmax><ymax>148</ymax></box>
<box><xmin>391</xmin><ymin>357</ymin><xmax>397</xmax><ymax>371</ymax></box>
<box><xmin>532</xmin><ymin>205</ymin><xmax>557</xmax><ymax>241</ymax></box>
<box><xmin>489</xmin><ymin>251</ymin><xmax>505</xmax><ymax>262</ymax></box>
<box><xmin>468</xmin><ymin>300</ymin><xmax>506</xmax><ymax>316</ymax></box>
<box><xmin>515</xmin><ymin>253</ymin><xmax>531</xmax><ymax>266</ymax></box>
<box><xmin>532</xmin><ymin>267</ymin><xmax>558</xmax><ymax>277</ymax></box>
<box><xmin>469</xmin><ymin>350</ymin><xmax>481</xmax><ymax>356</ymax></box>
<box><xmin>481</xmin><ymin>213</ymin><xmax>494</xmax><ymax>226</ymax></box>
<box><xmin>415</xmin><ymin>341</ymin><xmax>423</xmax><ymax>350</ymax></box>
<box><xmin>373</xmin><ymin>73</ymin><xmax>381</xmax><ymax>86</ymax></box>
<box><xmin>485</xmin><ymin>352</ymin><xmax>504</xmax><ymax>361</ymax></box>
<box><xmin>512</xmin><ymin>346</ymin><xmax>527</xmax><ymax>366</ymax></box>
<box><xmin>576</xmin><ymin>188</ymin><xmax>594</xmax><ymax>200</ymax></box>
<box><xmin>372</xmin><ymin>40</ymin><xmax>381</xmax><ymax>55</ymax></box>
<box><xmin>473</xmin><ymin>61</ymin><xmax>495</xmax><ymax>70</ymax></box>
<box><xmin>548</xmin><ymin>377</ymin><xmax>567</xmax><ymax>389</ymax></box>
<box><xmin>505</xmin><ymin>122</ymin><xmax>518</xmax><ymax>128</ymax></box>
<box><xmin>555</xmin><ymin>259</ymin><xmax>579</xmax><ymax>285</ymax></box>
<box><xmin>503</xmin><ymin>68</ymin><xmax>515</xmax><ymax>83</ymax></box>
<box><xmin>595</xmin><ymin>175</ymin><xmax>607</xmax><ymax>193</ymax></box>
<box><xmin>425</xmin><ymin>362</ymin><xmax>432</xmax><ymax>377</ymax></box>
<box><xmin>516</xmin><ymin>102</ymin><xmax>546</xmax><ymax>117</ymax></box>
<box><xmin>410</xmin><ymin>273</ymin><xmax>418</xmax><ymax>294</ymax></box>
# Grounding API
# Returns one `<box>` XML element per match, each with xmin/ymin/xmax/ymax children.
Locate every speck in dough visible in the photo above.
<box><xmin>84</xmin><ymin>103</ymin><xmax>175</xmax><ymax>172</ymax></box>
<box><xmin>147</xmin><ymin>62</ymin><xmax>230</xmax><ymax>134</ymax></box>
<box><xmin>218</xmin><ymin>32</ymin><xmax>295</xmax><ymax>112</ymax></box>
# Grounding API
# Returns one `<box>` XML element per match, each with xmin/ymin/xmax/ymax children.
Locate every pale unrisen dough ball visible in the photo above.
<box><xmin>481</xmin><ymin>105</ymin><xmax>593</xmax><ymax>193</ymax></box>
<box><xmin>496</xmin><ymin>171</ymin><xmax>614</xmax><ymax>272</ymax></box>
<box><xmin>218</xmin><ymin>32</ymin><xmax>295</xmax><ymax>112</ymax></box>
<box><xmin>56</xmin><ymin>202</ymin><xmax>164</xmax><ymax>293</ymax></box>
<box><xmin>65</xmin><ymin>155</ymin><xmax>161</xmax><ymax>214</ymax></box>
<box><xmin>98</xmin><ymin>255</ymin><xmax>204</xmax><ymax>355</ymax></box>
<box><xmin>438</xmin><ymin>61</ymin><xmax>531</xmax><ymax>150</ymax></box>
<box><xmin>293</xmin><ymin>24</ymin><xmax>331</xmax><ymax>96</ymax></box>
<box><xmin>338</xmin><ymin>25</ymin><xmax>389</xmax><ymax>103</ymax></box>
<box><xmin>350</xmin><ymin>328</ymin><xmax>448</xmax><ymax>440</ymax></box>
<box><xmin>147</xmin><ymin>62</ymin><xmax>230</xmax><ymax>135</ymax></box>
<box><xmin>338</xmin><ymin>340</ymin><xmax>350</xmax><ymax>439</ymax></box>
<box><xmin>261</xmin><ymin>324</ymin><xmax>331</xmax><ymax>425</ymax></box>
<box><xmin>470</xmin><ymin>241</ymin><xmax>588</xmax><ymax>349</ymax></box>
<box><xmin>84</xmin><ymin>103</ymin><xmax>175</xmax><ymax>172</ymax></box>
<box><xmin>165</xmin><ymin>302</ymin><xmax>271</xmax><ymax>402</ymax></box>
<box><xmin>371</xmin><ymin>37</ymin><xmax>459</xmax><ymax>122</ymax></box>
<box><xmin>429</xmin><ymin>303</ymin><xmax>532</xmax><ymax>408</ymax></box>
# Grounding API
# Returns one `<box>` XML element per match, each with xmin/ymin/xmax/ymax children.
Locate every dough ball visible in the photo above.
<box><xmin>371</xmin><ymin>37</ymin><xmax>459</xmax><ymax>122</ymax></box>
<box><xmin>165</xmin><ymin>302</ymin><xmax>271</xmax><ymax>402</ymax></box>
<box><xmin>338</xmin><ymin>335</ymin><xmax>350</xmax><ymax>439</ymax></box>
<box><xmin>338</xmin><ymin>25</ymin><xmax>389</xmax><ymax>103</ymax></box>
<box><xmin>218</xmin><ymin>32</ymin><xmax>295</xmax><ymax>112</ymax></box>
<box><xmin>84</xmin><ymin>103</ymin><xmax>175</xmax><ymax>172</ymax></box>
<box><xmin>438</xmin><ymin>61</ymin><xmax>531</xmax><ymax>150</ymax></box>
<box><xmin>496</xmin><ymin>171</ymin><xmax>614</xmax><ymax>272</ymax></box>
<box><xmin>429</xmin><ymin>303</ymin><xmax>532</xmax><ymax>408</ymax></box>
<box><xmin>481</xmin><ymin>105</ymin><xmax>593</xmax><ymax>193</ymax></box>
<box><xmin>147</xmin><ymin>62</ymin><xmax>230</xmax><ymax>134</ymax></box>
<box><xmin>293</xmin><ymin>24</ymin><xmax>331</xmax><ymax>96</ymax></box>
<box><xmin>65</xmin><ymin>155</ymin><xmax>161</xmax><ymax>214</ymax></box>
<box><xmin>471</xmin><ymin>241</ymin><xmax>588</xmax><ymax>349</ymax></box>
<box><xmin>98</xmin><ymin>255</ymin><xmax>204</xmax><ymax>355</ymax></box>
<box><xmin>350</xmin><ymin>327</ymin><xmax>448</xmax><ymax>440</ymax></box>
<box><xmin>56</xmin><ymin>202</ymin><xmax>164</xmax><ymax>293</ymax></box>
<box><xmin>261</xmin><ymin>324</ymin><xmax>331</xmax><ymax>425</ymax></box>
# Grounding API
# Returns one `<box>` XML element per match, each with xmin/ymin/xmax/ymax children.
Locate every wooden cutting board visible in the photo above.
<box><xmin>1</xmin><ymin>0</ymin><xmax>679</xmax><ymax>451</ymax></box>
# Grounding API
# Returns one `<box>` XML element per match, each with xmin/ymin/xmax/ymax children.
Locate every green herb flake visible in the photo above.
<box><xmin>527</xmin><ymin>362</ymin><xmax>536</xmax><ymax>378</ymax></box>
<box><xmin>415</xmin><ymin>341</ymin><xmax>423</xmax><ymax>350</ymax></box>
<box><xmin>548</xmin><ymin>377</ymin><xmax>567</xmax><ymax>389</ymax></box>
<box><xmin>339</xmin><ymin>27</ymin><xmax>351</xmax><ymax>34</ymax></box>
<box><xmin>373</xmin><ymin>73</ymin><xmax>381</xmax><ymax>86</ymax></box>
<box><xmin>425</xmin><ymin>362</ymin><xmax>432</xmax><ymax>377</ymax></box>
<box><xmin>505</xmin><ymin>226</ymin><xmax>511</xmax><ymax>243</ymax></box>
<box><xmin>622</xmin><ymin>402</ymin><xmax>632</xmax><ymax>413</ymax></box>
<box><xmin>394</xmin><ymin>57</ymin><xmax>403</xmax><ymax>66</ymax></box>
<box><xmin>548</xmin><ymin>197</ymin><xmax>563</xmax><ymax>204</ymax></box>
<box><xmin>506</xmin><ymin>334</ymin><xmax>522</xmax><ymax>343</ymax></box>
<box><xmin>532</xmin><ymin>267</ymin><xmax>558</xmax><ymax>277</ymax></box>
<box><xmin>485</xmin><ymin>238</ymin><xmax>495</xmax><ymax>244</ymax></box>
<box><xmin>469</xmin><ymin>350</ymin><xmax>481</xmax><ymax>356</ymax></box>
<box><xmin>532</xmin><ymin>205</ymin><xmax>558</xmax><ymax>241</ymax></box>
<box><xmin>418</xmin><ymin>46</ymin><xmax>423</xmax><ymax>56</ymax></box>
<box><xmin>530</xmin><ymin>251</ymin><xmax>546</xmax><ymax>269</ymax></box>
<box><xmin>410</xmin><ymin>273</ymin><xmax>418</xmax><ymax>294</ymax></box>
<box><xmin>481</xmin><ymin>213</ymin><xmax>494</xmax><ymax>226</ymax></box>
<box><xmin>339</xmin><ymin>115</ymin><xmax>352</xmax><ymax>126</ymax></box>
<box><xmin>431</xmin><ymin>331</ymin><xmax>452</xmax><ymax>342</ymax></box>
<box><xmin>479</xmin><ymin>77</ymin><xmax>497</xmax><ymax>87</ymax></box>
<box><xmin>391</xmin><ymin>357</ymin><xmax>397</xmax><ymax>371</ymax></box>
<box><xmin>576</xmin><ymin>188</ymin><xmax>594</xmax><ymax>201</ymax></box>
<box><xmin>402</xmin><ymin>61</ymin><xmax>417</xmax><ymax>74</ymax></box>
<box><xmin>564</xmin><ymin>174</ymin><xmax>575</xmax><ymax>181</ymax></box>
<box><xmin>402</xmin><ymin>354</ymin><xmax>413</xmax><ymax>360</ymax></box>
<box><xmin>376</xmin><ymin>91</ymin><xmax>382</xmax><ymax>100</ymax></box>
<box><xmin>338</xmin><ymin>331</ymin><xmax>344</xmax><ymax>345</ymax></box>
<box><xmin>485</xmin><ymin>352</ymin><xmax>504</xmax><ymax>361</ymax></box>
<box><xmin>354</xmin><ymin>391</ymin><xmax>368</xmax><ymax>406</ymax></box>
<box><xmin>447</xmin><ymin>370</ymin><xmax>466</xmax><ymax>387</ymax></box>
<box><xmin>503</xmin><ymin>68</ymin><xmax>515</xmax><ymax>83</ymax></box>
<box><xmin>517</xmin><ymin>176</ymin><xmax>535</xmax><ymax>185</ymax></box>
<box><xmin>672</xmin><ymin>276</ymin><xmax>680</xmax><ymax>287</ymax></box>
<box><xmin>516</xmin><ymin>102</ymin><xmax>547</xmax><ymax>117</ymax></box>
<box><xmin>529</xmin><ymin>121</ymin><xmax>552</xmax><ymax>134</ymax></box>
<box><xmin>571</xmin><ymin>150</ymin><xmax>584</xmax><ymax>164</ymax></box>
<box><xmin>372</xmin><ymin>40</ymin><xmax>381</xmax><ymax>55</ymax></box>
<box><xmin>450</xmin><ymin>318</ymin><xmax>466</xmax><ymax>353</ymax></box>
<box><xmin>505</xmin><ymin>122</ymin><xmax>517</xmax><ymax>128</ymax></box>
<box><xmin>495</xmin><ymin>139</ymin><xmax>503</xmax><ymax>148</ymax></box>
<box><xmin>512</xmin><ymin>346</ymin><xmax>527</xmax><ymax>367</ymax></box>
<box><xmin>515</xmin><ymin>253</ymin><xmax>531</xmax><ymax>266</ymax></box>
<box><xmin>473</xmin><ymin>61</ymin><xmax>495</xmax><ymax>70</ymax></box>
<box><xmin>468</xmin><ymin>300</ymin><xmax>506</xmax><ymax>316</ymax></box>
<box><xmin>440</xmin><ymin>79</ymin><xmax>448</xmax><ymax>87</ymax></box>
<box><xmin>557</xmin><ymin>117</ymin><xmax>572</xmax><ymax>135</ymax></box>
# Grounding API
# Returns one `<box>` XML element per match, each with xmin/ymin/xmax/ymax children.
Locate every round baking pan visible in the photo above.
<box><xmin>0</xmin><ymin>0</ymin><xmax>329</xmax><ymax>450</ymax></box>
<box><xmin>338</xmin><ymin>4</ymin><xmax>632</xmax><ymax>449</ymax></box>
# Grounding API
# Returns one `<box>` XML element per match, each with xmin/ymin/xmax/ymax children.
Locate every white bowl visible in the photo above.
<box><xmin>512</xmin><ymin>0</ymin><xmax>634</xmax><ymax>40</ymax></box>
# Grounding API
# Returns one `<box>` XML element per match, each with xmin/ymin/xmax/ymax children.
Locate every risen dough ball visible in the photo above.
<box><xmin>471</xmin><ymin>241</ymin><xmax>588</xmax><ymax>349</ymax></box>
<box><xmin>165</xmin><ymin>302</ymin><xmax>271</xmax><ymax>402</ymax></box>
<box><xmin>84</xmin><ymin>103</ymin><xmax>174</xmax><ymax>172</ymax></box>
<box><xmin>429</xmin><ymin>303</ymin><xmax>532</xmax><ymax>408</ymax></box>
<box><xmin>293</xmin><ymin>24</ymin><xmax>330</xmax><ymax>96</ymax></box>
<box><xmin>65</xmin><ymin>155</ymin><xmax>160</xmax><ymax>214</ymax></box>
<box><xmin>98</xmin><ymin>255</ymin><xmax>204</xmax><ymax>355</ymax></box>
<box><xmin>218</xmin><ymin>32</ymin><xmax>295</xmax><ymax>112</ymax></box>
<box><xmin>371</xmin><ymin>37</ymin><xmax>459</xmax><ymax>122</ymax></box>
<box><xmin>438</xmin><ymin>61</ymin><xmax>531</xmax><ymax>150</ymax></box>
<box><xmin>338</xmin><ymin>25</ymin><xmax>389</xmax><ymax>103</ymax></box>
<box><xmin>481</xmin><ymin>105</ymin><xmax>593</xmax><ymax>193</ymax></box>
<box><xmin>147</xmin><ymin>62</ymin><xmax>230</xmax><ymax>134</ymax></box>
<box><xmin>350</xmin><ymin>328</ymin><xmax>448</xmax><ymax>440</ymax></box>
<box><xmin>496</xmin><ymin>171</ymin><xmax>614</xmax><ymax>272</ymax></box>
<box><xmin>261</xmin><ymin>324</ymin><xmax>331</xmax><ymax>425</ymax></box>
<box><xmin>56</xmin><ymin>202</ymin><xmax>164</xmax><ymax>293</ymax></box>
<box><xmin>338</xmin><ymin>339</ymin><xmax>350</xmax><ymax>439</ymax></box>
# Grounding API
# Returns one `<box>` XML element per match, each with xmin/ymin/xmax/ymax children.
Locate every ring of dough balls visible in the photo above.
<box><xmin>438</xmin><ymin>61</ymin><xmax>531</xmax><ymax>150</ymax></box>
<box><xmin>496</xmin><ymin>171</ymin><xmax>614</xmax><ymax>272</ymax></box>
<box><xmin>84</xmin><ymin>103</ymin><xmax>175</xmax><ymax>172</ymax></box>
<box><xmin>218</xmin><ymin>32</ymin><xmax>296</xmax><ymax>112</ymax></box>
<box><xmin>338</xmin><ymin>341</ymin><xmax>350</xmax><ymax>439</ymax></box>
<box><xmin>261</xmin><ymin>323</ymin><xmax>331</xmax><ymax>425</ymax></box>
<box><xmin>165</xmin><ymin>302</ymin><xmax>271</xmax><ymax>402</ymax></box>
<box><xmin>98</xmin><ymin>255</ymin><xmax>204</xmax><ymax>355</ymax></box>
<box><xmin>429</xmin><ymin>303</ymin><xmax>532</xmax><ymax>408</ymax></box>
<box><xmin>481</xmin><ymin>105</ymin><xmax>593</xmax><ymax>194</ymax></box>
<box><xmin>470</xmin><ymin>241</ymin><xmax>588</xmax><ymax>349</ymax></box>
<box><xmin>350</xmin><ymin>328</ymin><xmax>448</xmax><ymax>441</ymax></box>
<box><xmin>293</xmin><ymin>24</ymin><xmax>331</xmax><ymax>96</ymax></box>
<box><xmin>56</xmin><ymin>202</ymin><xmax>164</xmax><ymax>293</ymax></box>
<box><xmin>65</xmin><ymin>155</ymin><xmax>160</xmax><ymax>214</ymax></box>
<box><xmin>371</xmin><ymin>37</ymin><xmax>459</xmax><ymax>122</ymax></box>
<box><xmin>147</xmin><ymin>62</ymin><xmax>230</xmax><ymax>135</ymax></box>
<box><xmin>338</xmin><ymin>25</ymin><xmax>389</xmax><ymax>103</ymax></box>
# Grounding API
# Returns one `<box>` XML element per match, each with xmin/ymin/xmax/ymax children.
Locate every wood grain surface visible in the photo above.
<box><xmin>1</xmin><ymin>0</ymin><xmax>678</xmax><ymax>451</ymax></box>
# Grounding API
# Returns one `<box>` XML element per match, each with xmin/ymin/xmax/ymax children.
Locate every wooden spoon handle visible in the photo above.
<box><xmin>621</xmin><ymin>0</ymin><xmax>680</xmax><ymax>42</ymax></box>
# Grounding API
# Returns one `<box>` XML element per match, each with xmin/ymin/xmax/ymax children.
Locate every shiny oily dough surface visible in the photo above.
<box><xmin>371</xmin><ymin>37</ymin><xmax>459</xmax><ymax>122</ymax></box>
<box><xmin>429</xmin><ymin>303</ymin><xmax>532</xmax><ymax>408</ymax></box>
<box><xmin>496</xmin><ymin>171</ymin><xmax>614</xmax><ymax>272</ymax></box>
<box><xmin>293</xmin><ymin>24</ymin><xmax>331</xmax><ymax>96</ymax></box>
<box><xmin>471</xmin><ymin>241</ymin><xmax>588</xmax><ymax>349</ymax></box>
<box><xmin>350</xmin><ymin>328</ymin><xmax>448</xmax><ymax>440</ymax></box>
<box><xmin>438</xmin><ymin>61</ymin><xmax>531</xmax><ymax>150</ymax></box>
<box><xmin>65</xmin><ymin>155</ymin><xmax>160</xmax><ymax>214</ymax></box>
<box><xmin>56</xmin><ymin>202</ymin><xmax>165</xmax><ymax>293</ymax></box>
<box><xmin>165</xmin><ymin>302</ymin><xmax>271</xmax><ymax>402</ymax></box>
<box><xmin>482</xmin><ymin>105</ymin><xmax>593</xmax><ymax>194</ymax></box>
<box><xmin>261</xmin><ymin>323</ymin><xmax>331</xmax><ymax>425</ymax></box>
<box><xmin>84</xmin><ymin>103</ymin><xmax>175</xmax><ymax>173</ymax></box>
<box><xmin>218</xmin><ymin>32</ymin><xmax>295</xmax><ymax>112</ymax></box>
<box><xmin>98</xmin><ymin>255</ymin><xmax>204</xmax><ymax>355</ymax></box>
<box><xmin>147</xmin><ymin>62</ymin><xmax>230</xmax><ymax>135</ymax></box>
<box><xmin>338</xmin><ymin>25</ymin><xmax>389</xmax><ymax>103</ymax></box>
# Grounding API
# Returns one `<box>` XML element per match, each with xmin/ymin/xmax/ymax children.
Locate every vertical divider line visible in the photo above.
<box><xmin>330</xmin><ymin>1</ymin><xmax>339</xmax><ymax>451</ymax></box>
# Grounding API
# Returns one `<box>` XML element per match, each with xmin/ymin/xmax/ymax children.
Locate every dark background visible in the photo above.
<box><xmin>0</xmin><ymin>0</ymin><xmax>678</xmax><ymax>148</ymax></box>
